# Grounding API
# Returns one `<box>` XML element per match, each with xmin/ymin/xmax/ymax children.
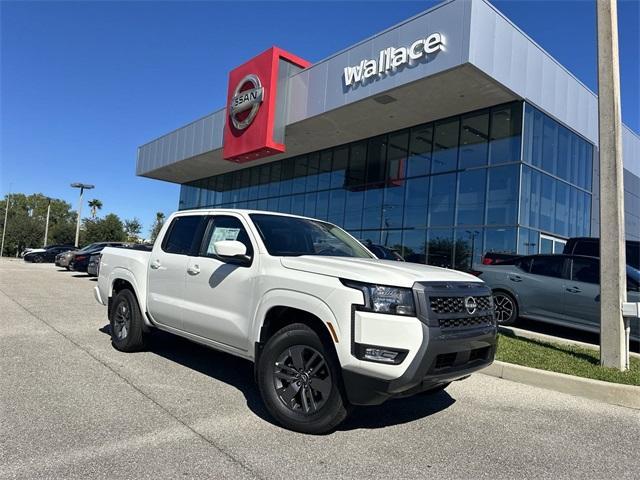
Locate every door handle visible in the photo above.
<box><xmin>187</xmin><ymin>264</ymin><xmax>200</xmax><ymax>275</ymax></box>
<box><xmin>150</xmin><ymin>259</ymin><xmax>161</xmax><ymax>270</ymax></box>
<box><xmin>508</xmin><ymin>275</ymin><xmax>522</xmax><ymax>282</ymax></box>
<box><xmin>566</xmin><ymin>286</ymin><xmax>582</xmax><ymax>293</ymax></box>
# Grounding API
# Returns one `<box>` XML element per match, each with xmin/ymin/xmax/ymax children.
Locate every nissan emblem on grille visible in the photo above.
<box><xmin>464</xmin><ymin>296</ymin><xmax>478</xmax><ymax>315</ymax></box>
<box><xmin>229</xmin><ymin>74</ymin><xmax>263</xmax><ymax>130</ymax></box>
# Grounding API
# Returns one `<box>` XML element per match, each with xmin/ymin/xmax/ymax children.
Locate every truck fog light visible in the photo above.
<box><xmin>355</xmin><ymin>343</ymin><xmax>408</xmax><ymax>365</ymax></box>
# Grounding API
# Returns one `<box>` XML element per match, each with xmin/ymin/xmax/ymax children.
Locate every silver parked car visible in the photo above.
<box><xmin>475</xmin><ymin>254</ymin><xmax>640</xmax><ymax>340</ymax></box>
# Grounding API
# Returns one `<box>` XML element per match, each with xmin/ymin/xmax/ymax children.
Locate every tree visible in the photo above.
<box><xmin>83</xmin><ymin>214</ymin><xmax>126</xmax><ymax>244</ymax></box>
<box><xmin>124</xmin><ymin>217</ymin><xmax>143</xmax><ymax>243</ymax></box>
<box><xmin>0</xmin><ymin>193</ymin><xmax>76</xmax><ymax>256</ymax></box>
<box><xmin>149</xmin><ymin>211</ymin><xmax>165</xmax><ymax>243</ymax></box>
<box><xmin>88</xmin><ymin>199</ymin><xmax>103</xmax><ymax>219</ymax></box>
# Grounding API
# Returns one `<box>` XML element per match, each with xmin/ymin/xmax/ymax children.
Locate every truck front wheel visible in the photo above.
<box><xmin>257</xmin><ymin>323</ymin><xmax>349</xmax><ymax>434</ymax></box>
<box><xmin>109</xmin><ymin>289</ymin><xmax>146</xmax><ymax>352</ymax></box>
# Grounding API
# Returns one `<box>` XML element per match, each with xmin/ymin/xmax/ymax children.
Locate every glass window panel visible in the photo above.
<box><xmin>542</xmin><ymin>115</ymin><xmax>558</xmax><ymax>175</ymax></box>
<box><xmin>531</xmin><ymin>108</ymin><xmax>544</xmax><ymax>168</ymax></box>
<box><xmin>220</xmin><ymin>174</ymin><xmax>232</xmax><ymax>205</ymax></box>
<box><xmin>402</xmin><ymin>229</ymin><xmax>426</xmax><ymax>264</ymax></box>
<box><xmin>362</xmin><ymin>187</ymin><xmax>383</xmax><ymax>230</ymax></box>
<box><xmin>429</xmin><ymin>173</ymin><xmax>456</xmax><ymax>227</ymax></box>
<box><xmin>306</xmin><ymin>152</ymin><xmax>320</xmax><ymax>192</ymax></box>
<box><xmin>403</xmin><ymin>176</ymin><xmax>429</xmax><ymax>228</ymax></box>
<box><xmin>256</xmin><ymin>198</ymin><xmax>268</xmax><ymax>210</ymax></box>
<box><xmin>366</xmin><ymin>135</ymin><xmax>387</xmax><ymax>186</ymax></box>
<box><xmin>331</xmin><ymin>146</ymin><xmax>348</xmax><ymax>189</ymax></box>
<box><xmin>557</xmin><ymin>126</ymin><xmax>571</xmax><ymax>182</ymax></box>
<box><xmin>318</xmin><ymin>150</ymin><xmax>333</xmax><ymax>190</ymax></box>
<box><xmin>280</xmin><ymin>158</ymin><xmax>294</xmax><ymax>196</ymax></box>
<box><xmin>346</xmin><ymin>141</ymin><xmax>367</xmax><ymax>189</ymax></box>
<box><xmin>407</xmin><ymin>124</ymin><xmax>432</xmax><ymax>177</ymax></box>
<box><xmin>454</xmin><ymin>229</ymin><xmax>483</xmax><ymax>271</ymax></box>
<box><xmin>520</xmin><ymin>166</ymin><xmax>532</xmax><ymax>227</ymax></box>
<box><xmin>344</xmin><ymin>190</ymin><xmax>364</xmax><ymax>230</ymax></box>
<box><xmin>246</xmin><ymin>167</ymin><xmax>259</xmax><ymax>201</ymax></box>
<box><xmin>484</xmin><ymin>227</ymin><xmax>517</xmax><ymax>255</ymax></box>
<box><xmin>328</xmin><ymin>189</ymin><xmax>346</xmax><ymax>226</ymax></box>
<box><xmin>239</xmin><ymin>169</ymin><xmax>251</xmax><ymax>202</ymax></box>
<box><xmin>267</xmin><ymin>197</ymin><xmax>278</xmax><ymax>212</ymax></box>
<box><xmin>486</xmin><ymin>165</ymin><xmax>519</xmax><ymax>225</ymax></box>
<box><xmin>459</xmin><ymin>111</ymin><xmax>489</xmax><ymax>168</ymax></box>
<box><xmin>292</xmin><ymin>156</ymin><xmax>308</xmax><ymax>194</ymax></box>
<box><xmin>432</xmin><ymin>118</ymin><xmax>459</xmax><ymax>173</ymax></box>
<box><xmin>380</xmin><ymin>229</ymin><xmax>403</xmax><ymax>254</ymax></box>
<box><xmin>456</xmin><ymin>169</ymin><xmax>487</xmax><ymax>225</ymax></box>
<box><xmin>523</xmin><ymin>104</ymin><xmax>535</xmax><ymax>166</ymax></box>
<box><xmin>555</xmin><ymin>182</ymin><xmax>569</xmax><ymax>237</ymax></box>
<box><xmin>258</xmin><ymin>164</ymin><xmax>270</xmax><ymax>199</ymax></box>
<box><xmin>427</xmin><ymin>228</ymin><xmax>454</xmax><ymax>268</ymax></box>
<box><xmin>291</xmin><ymin>194</ymin><xmax>305</xmax><ymax>216</ymax></box>
<box><xmin>569</xmin><ymin>135</ymin><xmax>580</xmax><ymax>187</ymax></box>
<box><xmin>489</xmin><ymin>103</ymin><xmax>522</xmax><ymax>164</ymax></box>
<box><xmin>205</xmin><ymin>178</ymin><xmax>217</xmax><ymax>207</ymax></box>
<box><xmin>387</xmin><ymin>131</ymin><xmax>409</xmax><ymax>183</ymax></box>
<box><xmin>382</xmin><ymin>182</ymin><xmax>405</xmax><ymax>229</ymax></box>
<box><xmin>304</xmin><ymin>192</ymin><xmax>317</xmax><ymax>218</ymax></box>
<box><xmin>179</xmin><ymin>184</ymin><xmax>188</xmax><ymax>210</ymax></box>
<box><xmin>569</xmin><ymin>187</ymin><xmax>578</xmax><ymax>237</ymax></box>
<box><xmin>539</xmin><ymin>173</ymin><xmax>555</xmax><ymax>232</ymax></box>
<box><xmin>518</xmin><ymin>227</ymin><xmax>538</xmax><ymax>255</ymax></box>
<box><xmin>360</xmin><ymin>231</ymin><xmax>381</xmax><ymax>246</ymax></box>
<box><xmin>316</xmin><ymin>191</ymin><xmax>329</xmax><ymax>221</ymax></box>
<box><xmin>277</xmin><ymin>195</ymin><xmax>292</xmax><ymax>214</ymax></box>
<box><xmin>584</xmin><ymin>142</ymin><xmax>593</xmax><ymax>191</ymax></box>
<box><xmin>268</xmin><ymin>162</ymin><xmax>282</xmax><ymax>197</ymax></box>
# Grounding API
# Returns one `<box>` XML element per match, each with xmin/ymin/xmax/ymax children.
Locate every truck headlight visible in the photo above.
<box><xmin>341</xmin><ymin>280</ymin><xmax>416</xmax><ymax>317</ymax></box>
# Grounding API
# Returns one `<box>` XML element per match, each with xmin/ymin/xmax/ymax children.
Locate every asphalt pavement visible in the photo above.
<box><xmin>1</xmin><ymin>258</ymin><xmax>639</xmax><ymax>479</ymax></box>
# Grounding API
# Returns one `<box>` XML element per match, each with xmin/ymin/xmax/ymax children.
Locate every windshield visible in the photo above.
<box><xmin>250</xmin><ymin>214</ymin><xmax>373</xmax><ymax>258</ymax></box>
<box><xmin>628</xmin><ymin>266</ymin><xmax>640</xmax><ymax>292</ymax></box>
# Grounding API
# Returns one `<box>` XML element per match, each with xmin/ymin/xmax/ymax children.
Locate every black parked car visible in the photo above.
<box><xmin>70</xmin><ymin>243</ymin><xmax>124</xmax><ymax>272</ymax></box>
<box><xmin>23</xmin><ymin>246</ymin><xmax>74</xmax><ymax>263</ymax></box>
<box><xmin>563</xmin><ymin>237</ymin><xmax>639</xmax><ymax>269</ymax></box>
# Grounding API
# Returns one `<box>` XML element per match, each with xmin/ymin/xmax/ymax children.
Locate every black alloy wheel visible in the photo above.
<box><xmin>274</xmin><ymin>345</ymin><xmax>332</xmax><ymax>415</ymax></box>
<box><xmin>112</xmin><ymin>300</ymin><xmax>131</xmax><ymax>341</ymax></box>
<box><xmin>493</xmin><ymin>291</ymin><xmax>518</xmax><ymax>325</ymax></box>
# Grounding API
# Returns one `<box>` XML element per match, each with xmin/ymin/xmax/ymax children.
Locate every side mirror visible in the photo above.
<box><xmin>214</xmin><ymin>240</ymin><xmax>251</xmax><ymax>265</ymax></box>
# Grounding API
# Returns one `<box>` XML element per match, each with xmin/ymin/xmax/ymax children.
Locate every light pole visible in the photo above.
<box><xmin>1</xmin><ymin>191</ymin><xmax>10</xmax><ymax>257</ymax></box>
<box><xmin>71</xmin><ymin>183</ymin><xmax>94</xmax><ymax>248</ymax></box>
<box><xmin>596</xmin><ymin>0</ymin><xmax>628</xmax><ymax>370</ymax></box>
<box><xmin>466</xmin><ymin>230</ymin><xmax>479</xmax><ymax>269</ymax></box>
<box><xmin>43</xmin><ymin>198</ymin><xmax>51</xmax><ymax>247</ymax></box>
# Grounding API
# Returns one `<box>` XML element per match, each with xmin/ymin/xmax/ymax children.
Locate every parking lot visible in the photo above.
<box><xmin>1</xmin><ymin>258</ymin><xmax>639</xmax><ymax>479</ymax></box>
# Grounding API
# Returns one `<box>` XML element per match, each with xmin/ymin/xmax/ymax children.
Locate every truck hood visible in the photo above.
<box><xmin>280</xmin><ymin>256</ymin><xmax>482</xmax><ymax>288</ymax></box>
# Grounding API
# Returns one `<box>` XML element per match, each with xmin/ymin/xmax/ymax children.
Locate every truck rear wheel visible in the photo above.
<box><xmin>257</xmin><ymin>323</ymin><xmax>349</xmax><ymax>434</ymax></box>
<box><xmin>109</xmin><ymin>289</ymin><xmax>146</xmax><ymax>352</ymax></box>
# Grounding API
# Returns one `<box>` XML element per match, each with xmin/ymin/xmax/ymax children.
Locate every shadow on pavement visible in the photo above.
<box><xmin>98</xmin><ymin>325</ymin><xmax>455</xmax><ymax>431</ymax></box>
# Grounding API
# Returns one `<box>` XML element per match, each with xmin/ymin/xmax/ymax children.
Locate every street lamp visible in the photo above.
<box><xmin>466</xmin><ymin>230</ymin><xmax>480</xmax><ymax>268</ymax></box>
<box><xmin>71</xmin><ymin>183</ymin><xmax>94</xmax><ymax>247</ymax></box>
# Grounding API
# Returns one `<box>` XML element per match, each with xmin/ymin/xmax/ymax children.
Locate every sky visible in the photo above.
<box><xmin>1</xmin><ymin>0</ymin><xmax>639</xmax><ymax>236</ymax></box>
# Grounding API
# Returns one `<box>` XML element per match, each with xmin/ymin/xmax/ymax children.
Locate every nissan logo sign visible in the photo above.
<box><xmin>464</xmin><ymin>296</ymin><xmax>478</xmax><ymax>315</ymax></box>
<box><xmin>229</xmin><ymin>74</ymin><xmax>263</xmax><ymax>130</ymax></box>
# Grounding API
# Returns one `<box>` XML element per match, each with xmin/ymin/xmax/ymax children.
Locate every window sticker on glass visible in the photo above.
<box><xmin>207</xmin><ymin>227</ymin><xmax>241</xmax><ymax>254</ymax></box>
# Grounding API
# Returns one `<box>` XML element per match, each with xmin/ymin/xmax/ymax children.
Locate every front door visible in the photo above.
<box><xmin>147</xmin><ymin>214</ymin><xmax>207</xmax><ymax>330</ymax></box>
<box><xmin>563</xmin><ymin>256</ymin><xmax>600</xmax><ymax>327</ymax></box>
<box><xmin>519</xmin><ymin>255</ymin><xmax>568</xmax><ymax>320</ymax></box>
<box><xmin>182</xmin><ymin>214</ymin><xmax>258</xmax><ymax>351</ymax></box>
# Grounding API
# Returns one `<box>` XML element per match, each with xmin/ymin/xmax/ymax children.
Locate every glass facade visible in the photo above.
<box><xmin>180</xmin><ymin>101</ymin><xmax>594</xmax><ymax>270</ymax></box>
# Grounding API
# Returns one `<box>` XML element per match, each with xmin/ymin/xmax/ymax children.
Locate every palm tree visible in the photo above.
<box><xmin>88</xmin><ymin>199</ymin><xmax>103</xmax><ymax>219</ymax></box>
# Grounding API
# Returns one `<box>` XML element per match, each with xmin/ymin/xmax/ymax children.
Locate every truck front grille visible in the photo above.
<box><xmin>430</xmin><ymin>295</ymin><xmax>493</xmax><ymax>314</ymax></box>
<box><xmin>438</xmin><ymin>315</ymin><xmax>495</xmax><ymax>330</ymax></box>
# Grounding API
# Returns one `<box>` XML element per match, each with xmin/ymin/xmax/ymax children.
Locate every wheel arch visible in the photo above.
<box><xmin>108</xmin><ymin>268</ymin><xmax>150</xmax><ymax>327</ymax></box>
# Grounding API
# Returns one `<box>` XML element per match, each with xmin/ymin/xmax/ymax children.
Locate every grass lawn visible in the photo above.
<box><xmin>495</xmin><ymin>332</ymin><xmax>640</xmax><ymax>386</ymax></box>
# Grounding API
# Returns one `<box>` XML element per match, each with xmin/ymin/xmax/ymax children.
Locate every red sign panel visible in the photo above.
<box><xmin>223</xmin><ymin>47</ymin><xmax>310</xmax><ymax>163</ymax></box>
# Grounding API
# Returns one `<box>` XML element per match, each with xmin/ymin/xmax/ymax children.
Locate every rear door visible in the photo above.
<box><xmin>563</xmin><ymin>256</ymin><xmax>600</xmax><ymax>327</ymax></box>
<box><xmin>146</xmin><ymin>214</ymin><xmax>207</xmax><ymax>330</ymax></box>
<box><xmin>520</xmin><ymin>255</ymin><xmax>569</xmax><ymax>320</ymax></box>
<box><xmin>182</xmin><ymin>214</ymin><xmax>258</xmax><ymax>351</ymax></box>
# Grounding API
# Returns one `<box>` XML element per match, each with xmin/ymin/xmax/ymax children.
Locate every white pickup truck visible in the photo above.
<box><xmin>95</xmin><ymin>209</ymin><xmax>496</xmax><ymax>433</ymax></box>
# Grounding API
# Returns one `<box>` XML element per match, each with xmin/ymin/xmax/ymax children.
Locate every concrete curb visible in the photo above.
<box><xmin>481</xmin><ymin>360</ymin><xmax>640</xmax><ymax>410</ymax></box>
<box><xmin>499</xmin><ymin>326</ymin><xmax>640</xmax><ymax>359</ymax></box>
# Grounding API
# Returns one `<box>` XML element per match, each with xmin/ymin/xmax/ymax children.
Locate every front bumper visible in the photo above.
<box><xmin>341</xmin><ymin>280</ymin><xmax>497</xmax><ymax>405</ymax></box>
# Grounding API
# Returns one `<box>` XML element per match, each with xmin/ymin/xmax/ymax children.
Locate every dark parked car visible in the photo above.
<box><xmin>23</xmin><ymin>246</ymin><xmax>74</xmax><ymax>263</ymax></box>
<box><xmin>563</xmin><ymin>237</ymin><xmax>640</xmax><ymax>269</ymax></box>
<box><xmin>474</xmin><ymin>253</ymin><xmax>640</xmax><ymax>340</ymax></box>
<box><xmin>70</xmin><ymin>243</ymin><xmax>124</xmax><ymax>272</ymax></box>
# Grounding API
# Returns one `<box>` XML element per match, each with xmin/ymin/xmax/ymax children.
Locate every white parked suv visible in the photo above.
<box><xmin>95</xmin><ymin>209</ymin><xmax>496</xmax><ymax>433</ymax></box>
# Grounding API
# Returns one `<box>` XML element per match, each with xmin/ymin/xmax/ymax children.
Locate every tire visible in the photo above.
<box><xmin>65</xmin><ymin>266</ymin><xmax>70</xmax><ymax>271</ymax></box>
<box><xmin>109</xmin><ymin>289</ymin><xmax>147</xmax><ymax>352</ymax></box>
<box><xmin>257</xmin><ymin>323</ymin><xmax>349</xmax><ymax>434</ymax></box>
<box><xmin>33</xmin><ymin>255</ymin><xmax>43</xmax><ymax>263</ymax></box>
<box><xmin>493</xmin><ymin>290</ymin><xmax>518</xmax><ymax>325</ymax></box>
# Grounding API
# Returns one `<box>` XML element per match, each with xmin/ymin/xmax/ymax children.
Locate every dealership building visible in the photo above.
<box><xmin>136</xmin><ymin>0</ymin><xmax>639</xmax><ymax>269</ymax></box>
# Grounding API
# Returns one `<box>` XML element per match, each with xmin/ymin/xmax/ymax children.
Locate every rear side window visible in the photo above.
<box><xmin>571</xmin><ymin>257</ymin><xmax>599</xmax><ymax>284</ymax></box>
<box><xmin>162</xmin><ymin>216</ymin><xmax>205</xmax><ymax>255</ymax></box>
<box><xmin>530</xmin><ymin>256</ymin><xmax>565</xmax><ymax>278</ymax></box>
<box><xmin>573</xmin><ymin>241</ymin><xmax>599</xmax><ymax>257</ymax></box>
